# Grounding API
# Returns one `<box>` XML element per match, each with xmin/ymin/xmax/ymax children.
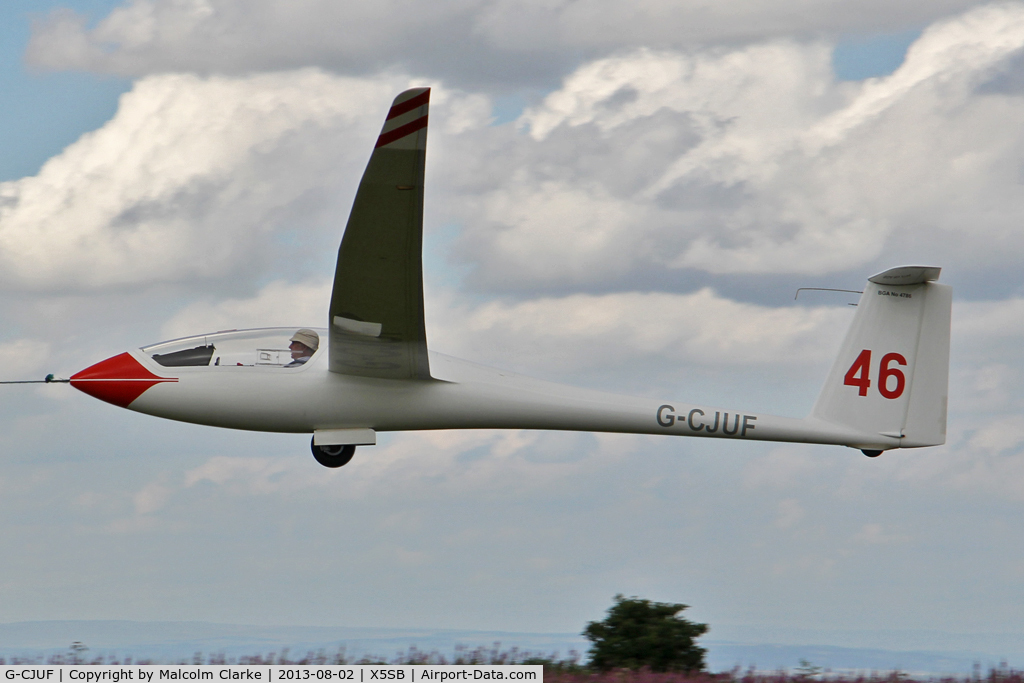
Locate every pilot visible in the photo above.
<box><xmin>287</xmin><ymin>329</ymin><xmax>319</xmax><ymax>366</ymax></box>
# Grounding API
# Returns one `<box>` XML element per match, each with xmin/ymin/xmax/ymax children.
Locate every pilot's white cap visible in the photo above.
<box><xmin>290</xmin><ymin>329</ymin><xmax>319</xmax><ymax>351</ymax></box>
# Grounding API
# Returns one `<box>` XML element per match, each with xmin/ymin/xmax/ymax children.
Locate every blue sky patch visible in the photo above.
<box><xmin>833</xmin><ymin>29</ymin><xmax>922</xmax><ymax>81</ymax></box>
<box><xmin>0</xmin><ymin>0</ymin><xmax>130</xmax><ymax>181</ymax></box>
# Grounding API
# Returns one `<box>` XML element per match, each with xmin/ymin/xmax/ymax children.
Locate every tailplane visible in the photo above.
<box><xmin>812</xmin><ymin>266</ymin><xmax>951</xmax><ymax>451</ymax></box>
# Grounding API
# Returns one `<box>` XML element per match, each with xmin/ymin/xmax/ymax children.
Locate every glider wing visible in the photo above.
<box><xmin>328</xmin><ymin>88</ymin><xmax>432</xmax><ymax>380</ymax></box>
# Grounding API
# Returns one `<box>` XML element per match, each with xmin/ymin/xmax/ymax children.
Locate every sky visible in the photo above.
<box><xmin>2</xmin><ymin>0</ymin><xmax>1024</xmax><ymax>663</ymax></box>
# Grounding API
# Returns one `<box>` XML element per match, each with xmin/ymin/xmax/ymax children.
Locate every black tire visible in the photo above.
<box><xmin>861</xmin><ymin>449</ymin><xmax>883</xmax><ymax>458</ymax></box>
<box><xmin>311</xmin><ymin>439</ymin><xmax>356</xmax><ymax>468</ymax></box>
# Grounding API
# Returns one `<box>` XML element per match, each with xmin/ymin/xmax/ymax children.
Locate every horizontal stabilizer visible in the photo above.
<box><xmin>867</xmin><ymin>265</ymin><xmax>941</xmax><ymax>286</ymax></box>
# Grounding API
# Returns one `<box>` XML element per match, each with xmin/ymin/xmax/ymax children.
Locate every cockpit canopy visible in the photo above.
<box><xmin>141</xmin><ymin>327</ymin><xmax>325</xmax><ymax>368</ymax></box>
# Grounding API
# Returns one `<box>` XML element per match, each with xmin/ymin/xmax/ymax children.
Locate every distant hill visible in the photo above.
<box><xmin>0</xmin><ymin>621</ymin><xmax>587</xmax><ymax>664</ymax></box>
<box><xmin>0</xmin><ymin>620</ymin><xmax>1019</xmax><ymax>674</ymax></box>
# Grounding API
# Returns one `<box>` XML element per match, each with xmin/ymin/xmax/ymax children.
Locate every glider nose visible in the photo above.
<box><xmin>70</xmin><ymin>352</ymin><xmax>177</xmax><ymax>408</ymax></box>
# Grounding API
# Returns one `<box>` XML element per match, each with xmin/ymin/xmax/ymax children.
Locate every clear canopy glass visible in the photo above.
<box><xmin>140</xmin><ymin>327</ymin><xmax>325</xmax><ymax>368</ymax></box>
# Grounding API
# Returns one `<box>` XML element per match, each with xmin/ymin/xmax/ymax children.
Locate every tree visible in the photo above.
<box><xmin>69</xmin><ymin>642</ymin><xmax>89</xmax><ymax>665</ymax></box>
<box><xmin>583</xmin><ymin>594</ymin><xmax>708</xmax><ymax>672</ymax></box>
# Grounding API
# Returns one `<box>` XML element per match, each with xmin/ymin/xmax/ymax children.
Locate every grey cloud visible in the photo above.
<box><xmin>26</xmin><ymin>0</ymin><xmax>988</xmax><ymax>88</ymax></box>
<box><xmin>430</xmin><ymin>8</ymin><xmax>1024</xmax><ymax>296</ymax></box>
<box><xmin>975</xmin><ymin>46</ymin><xmax>1024</xmax><ymax>93</ymax></box>
<box><xmin>0</xmin><ymin>70</ymin><xmax>405</xmax><ymax>293</ymax></box>
<box><xmin>14</xmin><ymin>5</ymin><xmax>1024</xmax><ymax>305</ymax></box>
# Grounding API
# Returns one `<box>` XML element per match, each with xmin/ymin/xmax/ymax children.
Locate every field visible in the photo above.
<box><xmin>1</xmin><ymin>644</ymin><xmax>1021</xmax><ymax>683</ymax></box>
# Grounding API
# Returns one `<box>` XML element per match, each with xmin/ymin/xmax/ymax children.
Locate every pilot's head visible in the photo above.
<box><xmin>289</xmin><ymin>329</ymin><xmax>320</xmax><ymax>360</ymax></box>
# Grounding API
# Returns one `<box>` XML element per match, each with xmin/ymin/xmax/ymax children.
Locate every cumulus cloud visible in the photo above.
<box><xmin>26</xmin><ymin>0</ymin><xmax>984</xmax><ymax>86</ymax></box>
<box><xmin>775</xmin><ymin>498</ymin><xmax>806</xmax><ymax>528</ymax></box>
<box><xmin>0</xmin><ymin>70</ymin><xmax>406</xmax><ymax>291</ymax></box>
<box><xmin>11</xmin><ymin>4</ymin><xmax>1024</xmax><ymax>301</ymax></box>
<box><xmin>133</xmin><ymin>480</ymin><xmax>173</xmax><ymax>514</ymax></box>
<box><xmin>967</xmin><ymin>416</ymin><xmax>1024</xmax><ymax>454</ymax></box>
<box><xmin>184</xmin><ymin>454</ymin><xmax>322</xmax><ymax>495</ymax></box>
<box><xmin>906</xmin><ymin>443</ymin><xmax>1024</xmax><ymax>502</ymax></box>
<box><xmin>0</xmin><ymin>339</ymin><xmax>51</xmax><ymax>377</ymax></box>
<box><xmin>140</xmin><ymin>429</ymin><xmax>617</xmax><ymax>517</ymax></box>
<box><xmin>431</xmin><ymin>287</ymin><xmax>851</xmax><ymax>376</ymax></box>
<box><xmin>444</xmin><ymin>4</ymin><xmax>1024</xmax><ymax>290</ymax></box>
<box><xmin>949</xmin><ymin>298</ymin><xmax>1024</xmax><ymax>418</ymax></box>
<box><xmin>160</xmin><ymin>278</ymin><xmax>331</xmax><ymax>339</ymax></box>
<box><xmin>955</xmin><ymin>298</ymin><xmax>1024</xmax><ymax>353</ymax></box>
<box><xmin>0</xmin><ymin>68</ymin><xmax>509</xmax><ymax>299</ymax></box>
<box><xmin>853</xmin><ymin>522</ymin><xmax>909</xmax><ymax>544</ymax></box>
<box><xmin>742</xmin><ymin>449</ymin><xmax>830</xmax><ymax>489</ymax></box>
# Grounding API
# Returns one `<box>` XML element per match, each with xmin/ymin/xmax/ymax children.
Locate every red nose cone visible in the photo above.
<box><xmin>71</xmin><ymin>352</ymin><xmax>177</xmax><ymax>408</ymax></box>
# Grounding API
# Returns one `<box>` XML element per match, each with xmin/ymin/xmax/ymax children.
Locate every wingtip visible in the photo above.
<box><xmin>377</xmin><ymin>88</ymin><xmax>431</xmax><ymax>149</ymax></box>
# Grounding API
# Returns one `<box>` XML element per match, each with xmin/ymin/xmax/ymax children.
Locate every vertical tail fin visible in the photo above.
<box><xmin>812</xmin><ymin>266</ymin><xmax>951</xmax><ymax>449</ymax></box>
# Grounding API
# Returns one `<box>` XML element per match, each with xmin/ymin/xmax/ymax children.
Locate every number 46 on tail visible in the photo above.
<box><xmin>844</xmin><ymin>349</ymin><xmax>908</xmax><ymax>399</ymax></box>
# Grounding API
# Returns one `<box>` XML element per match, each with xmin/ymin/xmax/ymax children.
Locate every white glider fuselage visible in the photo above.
<box><xmin>92</xmin><ymin>336</ymin><xmax>898</xmax><ymax>452</ymax></box>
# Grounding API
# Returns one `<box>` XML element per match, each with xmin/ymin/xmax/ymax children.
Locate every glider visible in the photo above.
<box><xmin>55</xmin><ymin>88</ymin><xmax>950</xmax><ymax>467</ymax></box>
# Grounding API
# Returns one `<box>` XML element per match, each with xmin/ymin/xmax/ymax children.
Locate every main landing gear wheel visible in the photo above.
<box><xmin>861</xmin><ymin>449</ymin><xmax>883</xmax><ymax>458</ymax></box>
<box><xmin>311</xmin><ymin>438</ymin><xmax>356</xmax><ymax>468</ymax></box>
